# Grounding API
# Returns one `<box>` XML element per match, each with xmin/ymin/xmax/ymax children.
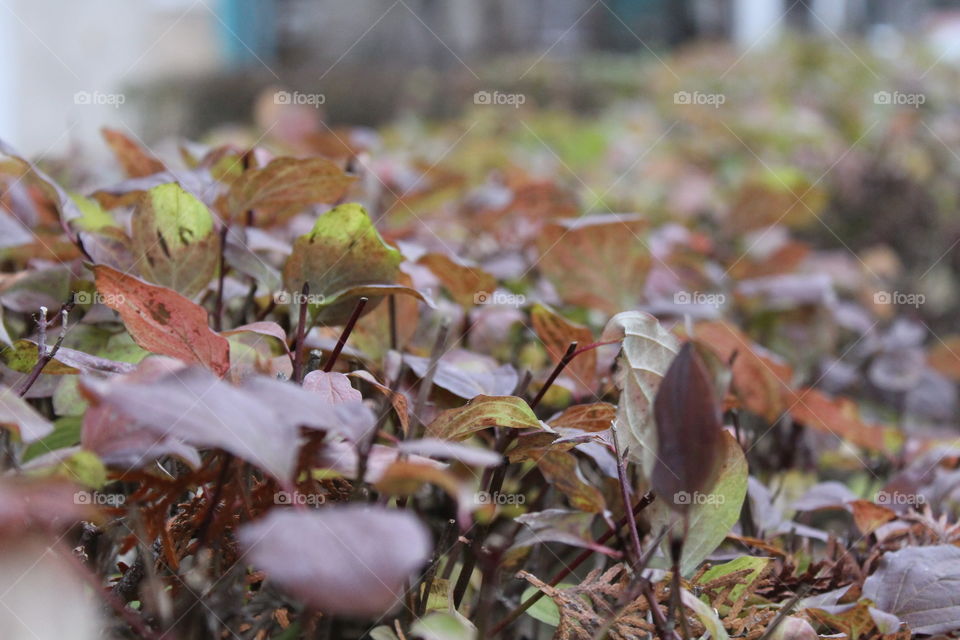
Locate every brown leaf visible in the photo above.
<box><xmin>101</xmin><ymin>128</ymin><xmax>164</xmax><ymax>178</ymax></box>
<box><xmin>531</xmin><ymin>304</ymin><xmax>596</xmax><ymax>397</ymax></box>
<box><xmin>651</xmin><ymin>342</ymin><xmax>724</xmax><ymax>509</ymax></box>
<box><xmin>548</xmin><ymin>402</ymin><xmax>616</xmax><ymax>432</ymax></box>
<box><xmin>848</xmin><ymin>499</ymin><xmax>896</xmax><ymax>536</ymax></box>
<box><xmin>536</xmin><ymin>450</ymin><xmax>606</xmax><ymax>513</ymax></box>
<box><xmin>789</xmin><ymin>389</ymin><xmax>902</xmax><ymax>453</ymax></box>
<box><xmin>93</xmin><ymin>265</ymin><xmax>230</xmax><ymax>377</ymax></box>
<box><xmin>417</xmin><ymin>252</ymin><xmax>496</xmax><ymax>307</ymax></box>
<box><xmin>536</xmin><ymin>214</ymin><xmax>650</xmax><ymax>314</ymax></box>
<box><xmin>227</xmin><ymin>157</ymin><xmax>356</xmax><ymax>219</ymax></box>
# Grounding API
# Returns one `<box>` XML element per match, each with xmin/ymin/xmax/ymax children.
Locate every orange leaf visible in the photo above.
<box><xmin>93</xmin><ymin>265</ymin><xmax>230</xmax><ymax>376</ymax></box>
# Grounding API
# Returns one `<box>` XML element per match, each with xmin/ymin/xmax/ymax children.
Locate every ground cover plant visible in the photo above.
<box><xmin>5</xmin><ymin>39</ymin><xmax>960</xmax><ymax>639</ymax></box>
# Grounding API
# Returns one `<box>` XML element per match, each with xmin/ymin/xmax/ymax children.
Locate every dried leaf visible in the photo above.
<box><xmin>531</xmin><ymin>304</ymin><xmax>596</xmax><ymax>397</ymax></box>
<box><xmin>101</xmin><ymin>127</ymin><xmax>164</xmax><ymax>178</ymax></box>
<box><xmin>227</xmin><ymin>156</ymin><xmax>356</xmax><ymax>218</ymax></box>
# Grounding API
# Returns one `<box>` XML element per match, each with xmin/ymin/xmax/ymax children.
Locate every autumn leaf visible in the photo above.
<box><xmin>101</xmin><ymin>127</ymin><xmax>164</xmax><ymax>178</ymax></box>
<box><xmin>282</xmin><ymin>202</ymin><xmax>403</xmax><ymax>325</ymax></box>
<box><xmin>93</xmin><ymin>265</ymin><xmax>230</xmax><ymax>376</ymax></box>
<box><xmin>531</xmin><ymin>304</ymin><xmax>596</xmax><ymax>398</ymax></box>
<box><xmin>418</xmin><ymin>252</ymin><xmax>496</xmax><ymax>307</ymax></box>
<box><xmin>426</xmin><ymin>395</ymin><xmax>541</xmax><ymax>441</ymax></box>
<box><xmin>130</xmin><ymin>183</ymin><xmax>220</xmax><ymax>299</ymax></box>
<box><xmin>227</xmin><ymin>156</ymin><xmax>356</xmax><ymax>219</ymax></box>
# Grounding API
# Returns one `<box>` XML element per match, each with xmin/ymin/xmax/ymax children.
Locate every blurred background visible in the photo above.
<box><xmin>5</xmin><ymin>0</ymin><xmax>960</xmax><ymax>154</ymax></box>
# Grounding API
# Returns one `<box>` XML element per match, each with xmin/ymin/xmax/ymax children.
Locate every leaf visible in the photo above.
<box><xmin>512</xmin><ymin>509</ymin><xmax>616</xmax><ymax>555</ymax></box>
<box><xmin>0</xmin><ymin>385</ymin><xmax>54</xmax><ymax>442</ymax></box>
<box><xmin>227</xmin><ymin>157</ymin><xmax>356</xmax><ymax>219</ymax></box>
<box><xmin>520</xmin><ymin>584</ymin><xmax>574</xmax><ymax>626</ymax></box>
<box><xmin>862</xmin><ymin>544</ymin><xmax>960</xmax><ymax>635</ymax></box>
<box><xmin>396</xmin><ymin>438</ymin><xmax>502</xmax><ymax>467</ymax></box>
<box><xmin>848</xmin><ymin>499</ymin><xmax>896</xmax><ymax>536</ymax></box>
<box><xmin>3</xmin><ymin>340</ymin><xmax>136</xmax><ymax>375</ymax></box>
<box><xmin>418</xmin><ymin>252</ymin><xmax>496</xmax><ymax>307</ymax></box>
<box><xmin>536</xmin><ymin>214</ymin><xmax>651</xmax><ymax>314</ymax></box>
<box><xmin>406</xmin><ymin>352</ymin><xmax>519</xmax><ymax>399</ymax></box>
<box><xmin>536</xmin><ymin>450</ymin><xmax>606</xmax><ymax>513</ymax></box>
<box><xmin>349</xmin><ymin>370</ymin><xmax>410</xmax><ymax>435</ymax></box>
<box><xmin>548</xmin><ymin>402</ymin><xmax>616</xmax><ymax>432</ymax></box>
<box><xmin>652</xmin><ymin>342</ymin><xmax>724</xmax><ymax>509</ymax></box>
<box><xmin>694</xmin><ymin>321</ymin><xmax>793</xmax><ymax>423</ymax></box>
<box><xmin>93</xmin><ymin>265</ymin><xmax>230</xmax><ymax>376</ymax></box>
<box><xmin>131</xmin><ymin>183</ymin><xmax>220</xmax><ymax>298</ymax></box>
<box><xmin>410</xmin><ymin>611</ymin><xmax>477</xmax><ymax>640</ymax></box>
<box><xmin>647</xmin><ymin>432</ymin><xmax>748</xmax><ymax>576</ymax></box>
<box><xmin>282</xmin><ymin>202</ymin><xmax>402</xmax><ymax>325</ymax></box>
<box><xmin>789</xmin><ymin>388</ymin><xmax>902</xmax><ymax>453</ymax></box>
<box><xmin>531</xmin><ymin>304</ymin><xmax>596</xmax><ymax>398</ymax></box>
<box><xmin>23</xmin><ymin>416</ymin><xmax>81</xmax><ymax>462</ymax></box>
<box><xmin>426</xmin><ymin>395</ymin><xmax>541</xmax><ymax>441</ymax></box>
<box><xmin>601</xmin><ymin>311</ymin><xmax>680</xmax><ymax>477</ymax></box>
<box><xmin>236</xmin><ymin>506</ymin><xmax>431</xmax><ymax>617</ymax></box>
<box><xmin>101</xmin><ymin>127</ymin><xmax>164</xmax><ymax>178</ymax></box>
<box><xmin>680</xmin><ymin>587</ymin><xmax>729</xmax><ymax>640</ymax></box>
<box><xmin>697</xmin><ymin>556</ymin><xmax>771</xmax><ymax>603</ymax></box>
<box><xmin>303</xmin><ymin>371</ymin><xmax>361</xmax><ymax>404</ymax></box>
<box><xmin>84</xmin><ymin>364</ymin><xmax>375</xmax><ymax>481</ymax></box>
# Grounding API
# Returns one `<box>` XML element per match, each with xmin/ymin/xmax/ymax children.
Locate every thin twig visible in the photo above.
<box><xmin>212</xmin><ymin>225</ymin><xmax>229</xmax><ymax>331</ymax></box>
<box><xmin>291</xmin><ymin>283</ymin><xmax>310</xmax><ymax>384</ymax></box>
<box><xmin>323</xmin><ymin>296</ymin><xmax>368</xmax><ymax>372</ymax></box>
<box><xmin>17</xmin><ymin>305</ymin><xmax>72</xmax><ymax>397</ymax></box>
<box><xmin>530</xmin><ymin>341</ymin><xmax>578</xmax><ymax>409</ymax></box>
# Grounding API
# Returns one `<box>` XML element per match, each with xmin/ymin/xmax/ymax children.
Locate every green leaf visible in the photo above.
<box><xmin>282</xmin><ymin>202</ymin><xmax>403</xmax><ymax>325</ymax></box>
<box><xmin>2</xmin><ymin>340</ymin><xmax>79</xmax><ymax>374</ymax></box>
<box><xmin>426</xmin><ymin>395</ymin><xmax>541</xmax><ymax>441</ymax></box>
<box><xmin>410</xmin><ymin>612</ymin><xmax>476</xmax><ymax>640</ymax></box>
<box><xmin>697</xmin><ymin>555</ymin><xmax>771</xmax><ymax>602</ymax></box>
<box><xmin>647</xmin><ymin>432</ymin><xmax>748</xmax><ymax>576</ymax></box>
<box><xmin>680</xmin><ymin>587</ymin><xmax>729</xmax><ymax>640</ymax></box>
<box><xmin>521</xmin><ymin>584</ymin><xmax>576</xmax><ymax>626</ymax></box>
<box><xmin>131</xmin><ymin>182</ymin><xmax>220</xmax><ymax>298</ymax></box>
<box><xmin>70</xmin><ymin>193</ymin><xmax>116</xmax><ymax>231</ymax></box>
<box><xmin>23</xmin><ymin>416</ymin><xmax>82</xmax><ymax>462</ymax></box>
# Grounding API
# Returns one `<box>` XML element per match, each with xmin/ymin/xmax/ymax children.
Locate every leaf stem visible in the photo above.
<box><xmin>530</xmin><ymin>341</ymin><xmax>578</xmax><ymax>409</ymax></box>
<box><xmin>322</xmin><ymin>296</ymin><xmax>368</xmax><ymax>372</ymax></box>
<box><xmin>291</xmin><ymin>283</ymin><xmax>310</xmax><ymax>383</ymax></box>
